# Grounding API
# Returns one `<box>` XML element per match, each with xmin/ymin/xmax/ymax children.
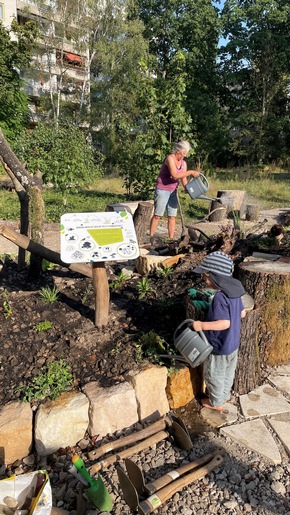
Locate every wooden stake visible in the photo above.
<box><xmin>92</xmin><ymin>261</ymin><xmax>109</xmax><ymax>327</ymax></box>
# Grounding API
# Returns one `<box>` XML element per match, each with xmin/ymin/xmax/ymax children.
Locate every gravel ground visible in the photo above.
<box><xmin>2</xmin><ymin>417</ymin><xmax>289</xmax><ymax>514</ymax></box>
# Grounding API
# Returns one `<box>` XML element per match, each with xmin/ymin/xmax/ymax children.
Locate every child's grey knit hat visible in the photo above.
<box><xmin>193</xmin><ymin>251</ymin><xmax>245</xmax><ymax>298</ymax></box>
<box><xmin>193</xmin><ymin>251</ymin><xmax>234</xmax><ymax>276</ymax></box>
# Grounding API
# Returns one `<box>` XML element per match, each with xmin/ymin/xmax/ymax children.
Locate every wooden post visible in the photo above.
<box><xmin>92</xmin><ymin>261</ymin><xmax>110</xmax><ymax>327</ymax></box>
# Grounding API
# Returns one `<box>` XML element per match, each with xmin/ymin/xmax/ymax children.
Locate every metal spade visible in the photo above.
<box><xmin>124</xmin><ymin>448</ymin><xmax>224</xmax><ymax>496</ymax></box>
<box><xmin>117</xmin><ymin>454</ymin><xmax>224</xmax><ymax>514</ymax></box>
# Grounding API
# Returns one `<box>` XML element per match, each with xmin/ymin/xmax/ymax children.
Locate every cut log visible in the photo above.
<box><xmin>237</xmin><ymin>258</ymin><xmax>290</xmax><ymax>366</ymax></box>
<box><xmin>133</xmin><ymin>201</ymin><xmax>154</xmax><ymax>245</ymax></box>
<box><xmin>233</xmin><ymin>309</ymin><xmax>261</xmax><ymax>394</ymax></box>
<box><xmin>209</xmin><ymin>190</ymin><xmax>247</xmax><ymax>221</ymax></box>
<box><xmin>245</xmin><ymin>204</ymin><xmax>260</xmax><ymax>221</ymax></box>
<box><xmin>208</xmin><ymin>201</ymin><xmax>227</xmax><ymax>222</ymax></box>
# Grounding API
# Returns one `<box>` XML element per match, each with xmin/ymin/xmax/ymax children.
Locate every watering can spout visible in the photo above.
<box><xmin>199</xmin><ymin>195</ymin><xmax>223</xmax><ymax>203</ymax></box>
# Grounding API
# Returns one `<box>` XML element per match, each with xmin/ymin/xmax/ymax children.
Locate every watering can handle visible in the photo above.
<box><xmin>195</xmin><ymin>173</ymin><xmax>209</xmax><ymax>189</ymax></box>
<box><xmin>173</xmin><ymin>319</ymin><xmax>208</xmax><ymax>345</ymax></box>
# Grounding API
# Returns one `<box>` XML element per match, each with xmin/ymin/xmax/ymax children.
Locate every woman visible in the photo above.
<box><xmin>149</xmin><ymin>140</ymin><xmax>200</xmax><ymax>242</ymax></box>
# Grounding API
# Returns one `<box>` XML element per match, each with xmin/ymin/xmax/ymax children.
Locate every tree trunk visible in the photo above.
<box><xmin>0</xmin><ymin>129</ymin><xmax>45</xmax><ymax>274</ymax></box>
<box><xmin>0</xmin><ymin>224</ymin><xmax>92</xmax><ymax>278</ymax></box>
<box><xmin>237</xmin><ymin>259</ymin><xmax>290</xmax><ymax>365</ymax></box>
<box><xmin>209</xmin><ymin>190</ymin><xmax>247</xmax><ymax>221</ymax></box>
<box><xmin>133</xmin><ymin>201</ymin><xmax>154</xmax><ymax>245</ymax></box>
<box><xmin>233</xmin><ymin>309</ymin><xmax>261</xmax><ymax>394</ymax></box>
<box><xmin>28</xmin><ymin>185</ymin><xmax>45</xmax><ymax>277</ymax></box>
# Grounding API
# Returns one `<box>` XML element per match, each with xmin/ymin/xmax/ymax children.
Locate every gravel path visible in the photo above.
<box><xmin>7</xmin><ymin>416</ymin><xmax>289</xmax><ymax>514</ymax></box>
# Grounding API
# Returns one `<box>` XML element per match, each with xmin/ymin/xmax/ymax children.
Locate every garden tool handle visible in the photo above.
<box><xmin>139</xmin><ymin>454</ymin><xmax>224</xmax><ymax>515</ymax></box>
<box><xmin>147</xmin><ymin>448</ymin><xmax>224</xmax><ymax>493</ymax></box>
<box><xmin>90</xmin><ymin>430</ymin><xmax>169</xmax><ymax>475</ymax></box>
<box><xmin>190</xmin><ymin>172</ymin><xmax>209</xmax><ymax>187</ymax></box>
<box><xmin>88</xmin><ymin>416</ymin><xmax>170</xmax><ymax>461</ymax></box>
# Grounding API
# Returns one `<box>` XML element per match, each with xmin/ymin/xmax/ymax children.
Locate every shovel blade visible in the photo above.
<box><xmin>124</xmin><ymin>458</ymin><xmax>146</xmax><ymax>497</ymax></box>
<box><xmin>84</xmin><ymin>475</ymin><xmax>113</xmax><ymax>512</ymax></box>
<box><xmin>171</xmin><ymin>420</ymin><xmax>193</xmax><ymax>450</ymax></box>
<box><xmin>116</xmin><ymin>465</ymin><xmax>140</xmax><ymax>511</ymax></box>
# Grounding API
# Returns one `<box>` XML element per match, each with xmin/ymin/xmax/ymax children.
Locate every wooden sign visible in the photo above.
<box><xmin>60</xmin><ymin>211</ymin><xmax>139</xmax><ymax>327</ymax></box>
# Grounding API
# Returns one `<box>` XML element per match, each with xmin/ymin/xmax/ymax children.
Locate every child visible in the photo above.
<box><xmin>192</xmin><ymin>251</ymin><xmax>246</xmax><ymax>411</ymax></box>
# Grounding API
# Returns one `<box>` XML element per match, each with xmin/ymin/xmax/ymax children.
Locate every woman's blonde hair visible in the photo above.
<box><xmin>172</xmin><ymin>140</ymin><xmax>192</xmax><ymax>154</ymax></box>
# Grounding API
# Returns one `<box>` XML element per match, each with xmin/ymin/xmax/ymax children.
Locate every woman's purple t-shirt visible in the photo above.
<box><xmin>156</xmin><ymin>155</ymin><xmax>185</xmax><ymax>192</ymax></box>
<box><xmin>203</xmin><ymin>291</ymin><xmax>243</xmax><ymax>355</ymax></box>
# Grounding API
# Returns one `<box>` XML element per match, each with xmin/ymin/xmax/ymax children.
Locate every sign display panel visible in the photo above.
<box><xmin>60</xmin><ymin>211</ymin><xmax>139</xmax><ymax>263</ymax></box>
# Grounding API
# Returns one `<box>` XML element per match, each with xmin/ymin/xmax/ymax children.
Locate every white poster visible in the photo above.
<box><xmin>60</xmin><ymin>211</ymin><xmax>139</xmax><ymax>263</ymax></box>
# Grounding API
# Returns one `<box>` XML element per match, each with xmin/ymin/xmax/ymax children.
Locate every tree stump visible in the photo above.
<box><xmin>208</xmin><ymin>201</ymin><xmax>227</xmax><ymax>222</ymax></box>
<box><xmin>233</xmin><ymin>309</ymin><xmax>261</xmax><ymax>394</ymax></box>
<box><xmin>133</xmin><ymin>201</ymin><xmax>154</xmax><ymax>245</ymax></box>
<box><xmin>245</xmin><ymin>204</ymin><xmax>260</xmax><ymax>221</ymax></box>
<box><xmin>209</xmin><ymin>190</ymin><xmax>247</xmax><ymax>221</ymax></box>
<box><xmin>237</xmin><ymin>259</ymin><xmax>290</xmax><ymax>365</ymax></box>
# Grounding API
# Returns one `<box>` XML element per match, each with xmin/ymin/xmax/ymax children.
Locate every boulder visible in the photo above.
<box><xmin>34</xmin><ymin>391</ymin><xmax>89</xmax><ymax>456</ymax></box>
<box><xmin>82</xmin><ymin>381</ymin><xmax>138</xmax><ymax>437</ymax></box>
<box><xmin>0</xmin><ymin>401</ymin><xmax>32</xmax><ymax>465</ymax></box>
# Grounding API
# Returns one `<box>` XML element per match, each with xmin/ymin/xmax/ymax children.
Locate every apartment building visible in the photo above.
<box><xmin>1</xmin><ymin>0</ymin><xmax>90</xmax><ymax>123</ymax></box>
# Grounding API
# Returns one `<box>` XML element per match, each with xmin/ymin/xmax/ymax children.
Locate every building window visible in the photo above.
<box><xmin>0</xmin><ymin>3</ymin><xmax>4</xmax><ymax>20</ymax></box>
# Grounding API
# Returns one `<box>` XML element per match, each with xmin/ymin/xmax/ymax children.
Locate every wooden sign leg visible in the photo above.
<box><xmin>92</xmin><ymin>262</ymin><xmax>109</xmax><ymax>327</ymax></box>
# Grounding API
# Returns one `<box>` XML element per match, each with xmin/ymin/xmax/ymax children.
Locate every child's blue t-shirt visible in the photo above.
<box><xmin>203</xmin><ymin>291</ymin><xmax>243</xmax><ymax>355</ymax></box>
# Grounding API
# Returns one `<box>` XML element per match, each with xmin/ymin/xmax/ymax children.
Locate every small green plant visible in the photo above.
<box><xmin>34</xmin><ymin>320</ymin><xmax>53</xmax><ymax>332</ymax></box>
<box><xmin>156</xmin><ymin>265</ymin><xmax>174</xmax><ymax>278</ymax></box>
<box><xmin>39</xmin><ymin>285</ymin><xmax>59</xmax><ymax>302</ymax></box>
<box><xmin>136</xmin><ymin>277</ymin><xmax>156</xmax><ymax>299</ymax></box>
<box><xmin>136</xmin><ymin>331</ymin><xmax>166</xmax><ymax>360</ymax></box>
<box><xmin>15</xmin><ymin>359</ymin><xmax>73</xmax><ymax>402</ymax></box>
<box><xmin>110</xmin><ymin>271</ymin><xmax>130</xmax><ymax>291</ymax></box>
<box><xmin>167</xmin><ymin>366</ymin><xmax>179</xmax><ymax>377</ymax></box>
<box><xmin>41</xmin><ymin>259</ymin><xmax>58</xmax><ymax>272</ymax></box>
<box><xmin>2</xmin><ymin>289</ymin><xmax>13</xmax><ymax>319</ymax></box>
<box><xmin>82</xmin><ymin>284</ymin><xmax>93</xmax><ymax>303</ymax></box>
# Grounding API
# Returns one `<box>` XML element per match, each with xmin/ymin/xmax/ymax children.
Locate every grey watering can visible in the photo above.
<box><xmin>173</xmin><ymin>319</ymin><xmax>213</xmax><ymax>367</ymax></box>
<box><xmin>185</xmin><ymin>174</ymin><xmax>222</xmax><ymax>203</ymax></box>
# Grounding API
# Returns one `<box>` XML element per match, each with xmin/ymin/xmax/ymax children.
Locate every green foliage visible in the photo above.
<box><xmin>109</xmin><ymin>272</ymin><xmax>130</xmax><ymax>291</ymax></box>
<box><xmin>15</xmin><ymin>359</ymin><xmax>73</xmax><ymax>402</ymax></box>
<box><xmin>2</xmin><ymin>289</ymin><xmax>13</xmax><ymax>319</ymax></box>
<box><xmin>153</xmin><ymin>296</ymin><xmax>179</xmax><ymax>313</ymax></box>
<box><xmin>39</xmin><ymin>286</ymin><xmax>59</xmax><ymax>302</ymax></box>
<box><xmin>156</xmin><ymin>265</ymin><xmax>174</xmax><ymax>278</ymax></box>
<box><xmin>136</xmin><ymin>277</ymin><xmax>156</xmax><ymax>299</ymax></box>
<box><xmin>41</xmin><ymin>260</ymin><xmax>58</xmax><ymax>272</ymax></box>
<box><xmin>34</xmin><ymin>320</ymin><xmax>53</xmax><ymax>332</ymax></box>
<box><xmin>0</xmin><ymin>20</ymin><xmax>37</xmax><ymax>139</ymax></box>
<box><xmin>136</xmin><ymin>331</ymin><xmax>166</xmax><ymax>360</ymax></box>
<box><xmin>81</xmin><ymin>284</ymin><xmax>93</xmax><ymax>304</ymax></box>
<box><xmin>12</xmin><ymin>123</ymin><xmax>105</xmax><ymax>191</ymax></box>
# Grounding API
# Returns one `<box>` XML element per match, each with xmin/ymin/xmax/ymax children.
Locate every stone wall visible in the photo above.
<box><xmin>0</xmin><ymin>363</ymin><xmax>200</xmax><ymax>466</ymax></box>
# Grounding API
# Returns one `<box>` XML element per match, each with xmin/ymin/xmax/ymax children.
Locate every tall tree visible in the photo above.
<box><xmin>135</xmin><ymin>0</ymin><xmax>222</xmax><ymax>164</ymax></box>
<box><xmin>219</xmin><ymin>0</ymin><xmax>290</xmax><ymax>163</ymax></box>
<box><xmin>0</xmin><ymin>20</ymin><xmax>37</xmax><ymax>139</ymax></box>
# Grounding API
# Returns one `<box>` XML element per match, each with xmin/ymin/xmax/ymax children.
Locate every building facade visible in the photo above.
<box><xmin>1</xmin><ymin>0</ymin><xmax>90</xmax><ymax>124</ymax></box>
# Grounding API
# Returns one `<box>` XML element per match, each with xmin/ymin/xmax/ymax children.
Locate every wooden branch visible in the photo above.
<box><xmin>0</xmin><ymin>128</ymin><xmax>42</xmax><ymax>190</ymax></box>
<box><xmin>0</xmin><ymin>224</ymin><xmax>92</xmax><ymax>278</ymax></box>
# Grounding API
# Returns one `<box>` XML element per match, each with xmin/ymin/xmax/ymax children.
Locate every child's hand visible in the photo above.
<box><xmin>192</xmin><ymin>320</ymin><xmax>203</xmax><ymax>332</ymax></box>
